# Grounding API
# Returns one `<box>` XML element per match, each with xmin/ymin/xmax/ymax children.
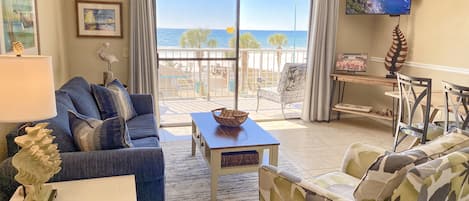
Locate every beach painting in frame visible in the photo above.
<box><xmin>335</xmin><ymin>53</ymin><xmax>368</xmax><ymax>72</ymax></box>
<box><xmin>76</xmin><ymin>1</ymin><xmax>122</xmax><ymax>38</ymax></box>
<box><xmin>0</xmin><ymin>0</ymin><xmax>39</xmax><ymax>54</ymax></box>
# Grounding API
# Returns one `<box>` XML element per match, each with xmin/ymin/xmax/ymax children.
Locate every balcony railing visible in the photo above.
<box><xmin>158</xmin><ymin>48</ymin><xmax>307</xmax><ymax>100</ymax></box>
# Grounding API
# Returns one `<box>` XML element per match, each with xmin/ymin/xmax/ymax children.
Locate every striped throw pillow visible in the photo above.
<box><xmin>68</xmin><ymin>111</ymin><xmax>133</xmax><ymax>151</ymax></box>
<box><xmin>91</xmin><ymin>79</ymin><xmax>137</xmax><ymax>121</ymax></box>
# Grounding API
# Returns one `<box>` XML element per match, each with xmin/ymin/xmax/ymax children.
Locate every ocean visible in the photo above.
<box><xmin>157</xmin><ymin>28</ymin><xmax>308</xmax><ymax>49</ymax></box>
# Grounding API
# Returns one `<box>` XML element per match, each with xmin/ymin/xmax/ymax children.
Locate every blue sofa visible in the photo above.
<box><xmin>0</xmin><ymin>77</ymin><xmax>164</xmax><ymax>201</ymax></box>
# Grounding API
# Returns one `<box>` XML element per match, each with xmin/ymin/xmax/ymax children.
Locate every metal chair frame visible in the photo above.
<box><xmin>393</xmin><ymin>73</ymin><xmax>432</xmax><ymax>152</ymax></box>
<box><xmin>442</xmin><ymin>81</ymin><xmax>469</xmax><ymax>132</ymax></box>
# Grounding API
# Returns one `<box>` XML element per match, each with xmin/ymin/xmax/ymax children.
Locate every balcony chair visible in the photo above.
<box><xmin>442</xmin><ymin>81</ymin><xmax>469</xmax><ymax>132</ymax></box>
<box><xmin>256</xmin><ymin>63</ymin><xmax>307</xmax><ymax>118</ymax></box>
<box><xmin>393</xmin><ymin>73</ymin><xmax>444</xmax><ymax>152</ymax></box>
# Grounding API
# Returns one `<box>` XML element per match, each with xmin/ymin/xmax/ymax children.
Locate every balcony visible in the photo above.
<box><xmin>158</xmin><ymin>47</ymin><xmax>307</xmax><ymax>125</ymax></box>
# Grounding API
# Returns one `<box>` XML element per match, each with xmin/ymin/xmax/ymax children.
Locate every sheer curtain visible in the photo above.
<box><xmin>129</xmin><ymin>0</ymin><xmax>159</xmax><ymax>124</ymax></box>
<box><xmin>302</xmin><ymin>0</ymin><xmax>339</xmax><ymax>122</ymax></box>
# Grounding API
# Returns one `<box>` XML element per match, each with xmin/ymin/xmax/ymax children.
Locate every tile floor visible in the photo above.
<box><xmin>159</xmin><ymin>117</ymin><xmax>412</xmax><ymax>179</ymax></box>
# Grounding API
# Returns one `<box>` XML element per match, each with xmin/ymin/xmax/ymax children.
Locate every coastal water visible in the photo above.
<box><xmin>157</xmin><ymin>28</ymin><xmax>308</xmax><ymax>49</ymax></box>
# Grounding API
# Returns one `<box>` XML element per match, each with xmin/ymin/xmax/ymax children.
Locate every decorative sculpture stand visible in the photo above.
<box><xmin>12</xmin><ymin>123</ymin><xmax>62</xmax><ymax>201</ymax></box>
<box><xmin>384</xmin><ymin>25</ymin><xmax>408</xmax><ymax>78</ymax></box>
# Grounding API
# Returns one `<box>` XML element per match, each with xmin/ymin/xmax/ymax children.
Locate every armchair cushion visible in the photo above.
<box><xmin>341</xmin><ymin>143</ymin><xmax>386</xmax><ymax>179</ymax></box>
<box><xmin>391</xmin><ymin>147</ymin><xmax>469</xmax><ymax>201</ymax></box>
<box><xmin>259</xmin><ymin>165</ymin><xmax>337</xmax><ymax>201</ymax></box>
<box><xmin>354</xmin><ymin>132</ymin><xmax>469</xmax><ymax>201</ymax></box>
<box><xmin>309</xmin><ymin>171</ymin><xmax>360</xmax><ymax>200</ymax></box>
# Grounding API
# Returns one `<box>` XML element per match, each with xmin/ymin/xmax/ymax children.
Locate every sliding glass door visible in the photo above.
<box><xmin>156</xmin><ymin>0</ymin><xmax>310</xmax><ymax>126</ymax></box>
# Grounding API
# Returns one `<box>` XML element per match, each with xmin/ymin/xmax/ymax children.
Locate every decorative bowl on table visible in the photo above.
<box><xmin>211</xmin><ymin>108</ymin><xmax>249</xmax><ymax>127</ymax></box>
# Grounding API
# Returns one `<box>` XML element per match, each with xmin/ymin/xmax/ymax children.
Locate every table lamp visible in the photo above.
<box><xmin>0</xmin><ymin>50</ymin><xmax>61</xmax><ymax>201</ymax></box>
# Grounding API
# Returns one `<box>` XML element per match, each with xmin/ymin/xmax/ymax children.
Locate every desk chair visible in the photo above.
<box><xmin>442</xmin><ymin>81</ymin><xmax>469</xmax><ymax>132</ymax></box>
<box><xmin>393</xmin><ymin>73</ymin><xmax>433</xmax><ymax>152</ymax></box>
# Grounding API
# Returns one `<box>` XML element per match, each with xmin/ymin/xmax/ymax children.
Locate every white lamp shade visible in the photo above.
<box><xmin>0</xmin><ymin>55</ymin><xmax>57</xmax><ymax>122</ymax></box>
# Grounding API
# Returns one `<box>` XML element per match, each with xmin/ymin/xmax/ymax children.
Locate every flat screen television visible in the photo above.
<box><xmin>346</xmin><ymin>0</ymin><xmax>411</xmax><ymax>15</ymax></box>
<box><xmin>335</xmin><ymin>53</ymin><xmax>368</xmax><ymax>72</ymax></box>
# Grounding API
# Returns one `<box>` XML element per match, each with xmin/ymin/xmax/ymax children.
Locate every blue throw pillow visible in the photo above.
<box><xmin>68</xmin><ymin>111</ymin><xmax>133</xmax><ymax>151</ymax></box>
<box><xmin>91</xmin><ymin>79</ymin><xmax>137</xmax><ymax>121</ymax></box>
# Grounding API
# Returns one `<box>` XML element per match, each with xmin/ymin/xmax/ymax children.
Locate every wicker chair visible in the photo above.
<box><xmin>256</xmin><ymin>63</ymin><xmax>307</xmax><ymax>118</ymax></box>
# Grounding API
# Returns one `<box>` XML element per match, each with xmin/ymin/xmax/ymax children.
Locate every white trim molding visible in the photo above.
<box><xmin>370</xmin><ymin>57</ymin><xmax>469</xmax><ymax>75</ymax></box>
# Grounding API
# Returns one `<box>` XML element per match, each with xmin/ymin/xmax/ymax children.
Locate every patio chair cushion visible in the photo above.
<box><xmin>277</xmin><ymin>63</ymin><xmax>307</xmax><ymax>93</ymax></box>
<box><xmin>354</xmin><ymin>131</ymin><xmax>469</xmax><ymax>201</ymax></box>
<box><xmin>309</xmin><ymin>171</ymin><xmax>360</xmax><ymax>200</ymax></box>
<box><xmin>91</xmin><ymin>79</ymin><xmax>137</xmax><ymax>121</ymax></box>
<box><xmin>68</xmin><ymin>111</ymin><xmax>133</xmax><ymax>151</ymax></box>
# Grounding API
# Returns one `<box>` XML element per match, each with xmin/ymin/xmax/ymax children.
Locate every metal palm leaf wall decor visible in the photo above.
<box><xmin>385</xmin><ymin>25</ymin><xmax>408</xmax><ymax>78</ymax></box>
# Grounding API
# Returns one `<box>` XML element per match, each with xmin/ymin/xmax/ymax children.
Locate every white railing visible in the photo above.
<box><xmin>158</xmin><ymin>48</ymin><xmax>307</xmax><ymax>100</ymax></box>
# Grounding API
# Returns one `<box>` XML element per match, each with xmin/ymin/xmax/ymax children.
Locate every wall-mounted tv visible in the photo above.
<box><xmin>346</xmin><ymin>0</ymin><xmax>411</xmax><ymax>15</ymax></box>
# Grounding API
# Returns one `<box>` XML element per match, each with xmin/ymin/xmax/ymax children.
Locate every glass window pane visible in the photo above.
<box><xmin>156</xmin><ymin>0</ymin><xmax>237</xmax><ymax>59</ymax></box>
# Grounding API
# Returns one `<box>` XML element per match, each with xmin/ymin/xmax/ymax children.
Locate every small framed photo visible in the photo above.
<box><xmin>76</xmin><ymin>1</ymin><xmax>122</xmax><ymax>38</ymax></box>
<box><xmin>335</xmin><ymin>53</ymin><xmax>368</xmax><ymax>72</ymax></box>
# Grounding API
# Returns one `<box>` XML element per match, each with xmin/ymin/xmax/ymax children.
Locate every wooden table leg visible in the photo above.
<box><xmin>191</xmin><ymin>121</ymin><xmax>196</xmax><ymax>156</ymax></box>
<box><xmin>210</xmin><ymin>150</ymin><xmax>221</xmax><ymax>201</ymax></box>
<box><xmin>269</xmin><ymin>145</ymin><xmax>279</xmax><ymax>166</ymax></box>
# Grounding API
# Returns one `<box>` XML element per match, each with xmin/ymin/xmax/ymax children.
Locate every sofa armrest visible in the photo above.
<box><xmin>392</xmin><ymin>147</ymin><xmax>469</xmax><ymax>201</ymax></box>
<box><xmin>130</xmin><ymin>94</ymin><xmax>154</xmax><ymax>115</ymax></box>
<box><xmin>340</xmin><ymin>143</ymin><xmax>386</xmax><ymax>179</ymax></box>
<box><xmin>259</xmin><ymin>165</ymin><xmax>346</xmax><ymax>201</ymax></box>
<box><xmin>0</xmin><ymin>147</ymin><xmax>164</xmax><ymax>201</ymax></box>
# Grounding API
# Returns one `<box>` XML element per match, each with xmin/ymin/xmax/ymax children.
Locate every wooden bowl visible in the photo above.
<box><xmin>211</xmin><ymin>108</ymin><xmax>249</xmax><ymax>127</ymax></box>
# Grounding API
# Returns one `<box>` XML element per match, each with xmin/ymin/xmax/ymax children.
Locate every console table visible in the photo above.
<box><xmin>329</xmin><ymin>73</ymin><xmax>398</xmax><ymax>123</ymax></box>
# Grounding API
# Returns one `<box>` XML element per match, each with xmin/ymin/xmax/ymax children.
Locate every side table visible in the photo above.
<box><xmin>10</xmin><ymin>175</ymin><xmax>136</xmax><ymax>201</ymax></box>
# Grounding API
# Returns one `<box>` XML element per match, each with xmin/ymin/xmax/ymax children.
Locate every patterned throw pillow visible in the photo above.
<box><xmin>353</xmin><ymin>132</ymin><xmax>469</xmax><ymax>201</ymax></box>
<box><xmin>91</xmin><ymin>79</ymin><xmax>137</xmax><ymax>121</ymax></box>
<box><xmin>68</xmin><ymin>111</ymin><xmax>133</xmax><ymax>151</ymax></box>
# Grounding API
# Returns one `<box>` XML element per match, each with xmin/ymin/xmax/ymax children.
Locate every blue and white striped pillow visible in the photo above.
<box><xmin>91</xmin><ymin>79</ymin><xmax>137</xmax><ymax>121</ymax></box>
<box><xmin>68</xmin><ymin>111</ymin><xmax>133</xmax><ymax>151</ymax></box>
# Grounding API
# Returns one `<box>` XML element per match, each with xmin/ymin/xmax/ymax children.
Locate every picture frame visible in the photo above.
<box><xmin>0</xmin><ymin>0</ymin><xmax>40</xmax><ymax>54</ymax></box>
<box><xmin>335</xmin><ymin>53</ymin><xmax>368</xmax><ymax>72</ymax></box>
<box><xmin>76</xmin><ymin>1</ymin><xmax>122</xmax><ymax>38</ymax></box>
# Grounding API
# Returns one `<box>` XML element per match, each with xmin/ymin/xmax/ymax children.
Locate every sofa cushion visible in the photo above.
<box><xmin>36</xmin><ymin>91</ymin><xmax>78</xmax><ymax>153</ymax></box>
<box><xmin>68</xmin><ymin>111</ymin><xmax>133</xmax><ymax>151</ymax></box>
<box><xmin>309</xmin><ymin>171</ymin><xmax>360</xmax><ymax>201</ymax></box>
<box><xmin>132</xmin><ymin>137</ymin><xmax>160</xmax><ymax>148</ymax></box>
<box><xmin>60</xmin><ymin>77</ymin><xmax>101</xmax><ymax>119</ymax></box>
<box><xmin>354</xmin><ymin>132</ymin><xmax>469</xmax><ymax>201</ymax></box>
<box><xmin>127</xmin><ymin>114</ymin><xmax>159</xmax><ymax>140</ymax></box>
<box><xmin>91</xmin><ymin>79</ymin><xmax>137</xmax><ymax>121</ymax></box>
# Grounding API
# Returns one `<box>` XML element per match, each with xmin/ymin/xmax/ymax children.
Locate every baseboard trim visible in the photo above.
<box><xmin>370</xmin><ymin>57</ymin><xmax>469</xmax><ymax>75</ymax></box>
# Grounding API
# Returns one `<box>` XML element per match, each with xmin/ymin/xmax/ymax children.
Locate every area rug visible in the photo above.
<box><xmin>161</xmin><ymin>140</ymin><xmax>302</xmax><ymax>201</ymax></box>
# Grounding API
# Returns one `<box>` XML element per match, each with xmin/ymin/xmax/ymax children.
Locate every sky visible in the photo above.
<box><xmin>156</xmin><ymin>0</ymin><xmax>310</xmax><ymax>31</ymax></box>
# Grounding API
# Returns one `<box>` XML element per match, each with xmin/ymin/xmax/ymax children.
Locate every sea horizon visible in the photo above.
<box><xmin>157</xmin><ymin>28</ymin><xmax>309</xmax><ymax>49</ymax></box>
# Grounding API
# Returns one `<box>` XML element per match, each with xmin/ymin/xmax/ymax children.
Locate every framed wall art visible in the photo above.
<box><xmin>76</xmin><ymin>1</ymin><xmax>122</xmax><ymax>38</ymax></box>
<box><xmin>0</xmin><ymin>0</ymin><xmax>40</xmax><ymax>54</ymax></box>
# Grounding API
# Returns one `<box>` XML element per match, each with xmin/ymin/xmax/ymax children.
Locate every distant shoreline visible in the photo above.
<box><xmin>157</xmin><ymin>28</ymin><xmax>309</xmax><ymax>49</ymax></box>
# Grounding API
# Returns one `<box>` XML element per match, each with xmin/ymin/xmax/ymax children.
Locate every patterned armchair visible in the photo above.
<box><xmin>259</xmin><ymin>131</ymin><xmax>469</xmax><ymax>201</ymax></box>
<box><xmin>256</xmin><ymin>63</ymin><xmax>307</xmax><ymax>118</ymax></box>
